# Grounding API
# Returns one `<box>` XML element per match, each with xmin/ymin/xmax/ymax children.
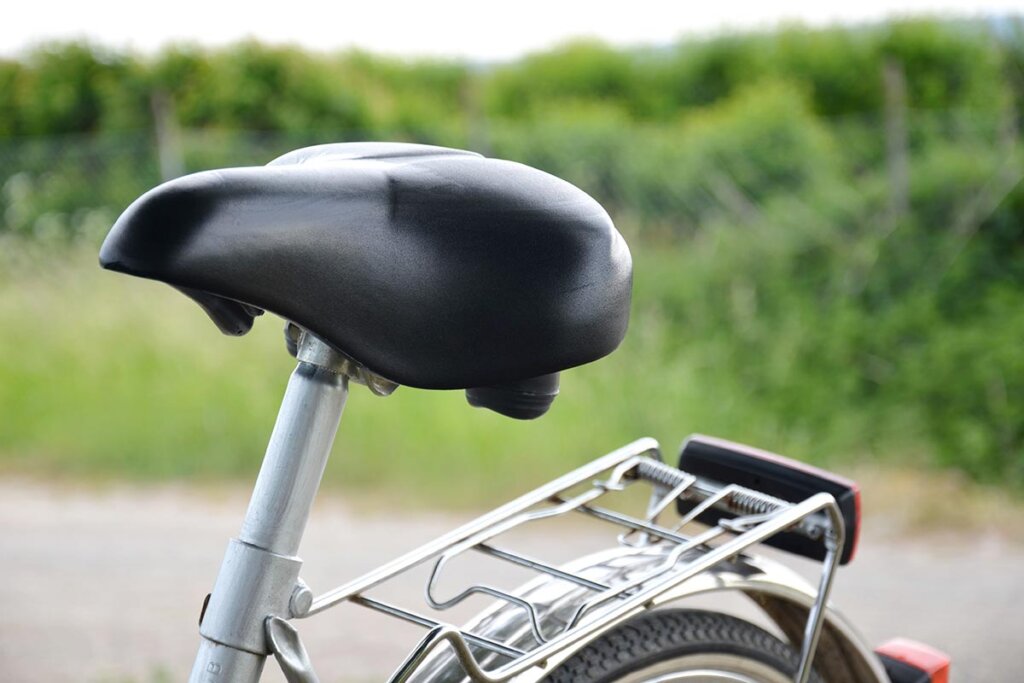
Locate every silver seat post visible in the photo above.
<box><xmin>189</xmin><ymin>332</ymin><xmax>349</xmax><ymax>683</ymax></box>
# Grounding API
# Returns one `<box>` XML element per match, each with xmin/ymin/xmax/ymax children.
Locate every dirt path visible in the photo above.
<box><xmin>1</xmin><ymin>478</ymin><xmax>1021</xmax><ymax>682</ymax></box>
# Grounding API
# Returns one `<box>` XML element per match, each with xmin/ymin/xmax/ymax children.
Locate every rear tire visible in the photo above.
<box><xmin>545</xmin><ymin>609</ymin><xmax>823</xmax><ymax>683</ymax></box>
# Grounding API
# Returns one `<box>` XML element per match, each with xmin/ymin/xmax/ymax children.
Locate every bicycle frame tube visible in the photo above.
<box><xmin>189</xmin><ymin>334</ymin><xmax>348</xmax><ymax>683</ymax></box>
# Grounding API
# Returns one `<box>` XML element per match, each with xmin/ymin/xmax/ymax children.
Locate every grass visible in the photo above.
<box><xmin>0</xmin><ymin>239</ymin><xmax>1002</xmax><ymax>506</ymax></box>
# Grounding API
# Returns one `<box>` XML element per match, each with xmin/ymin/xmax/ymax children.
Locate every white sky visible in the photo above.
<box><xmin>2</xmin><ymin>0</ymin><xmax>1021</xmax><ymax>60</ymax></box>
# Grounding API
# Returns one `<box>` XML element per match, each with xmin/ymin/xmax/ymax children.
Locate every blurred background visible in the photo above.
<box><xmin>2</xmin><ymin>6</ymin><xmax>1023</xmax><ymax>501</ymax></box>
<box><xmin>2</xmin><ymin>2</ymin><xmax>1024</xmax><ymax>681</ymax></box>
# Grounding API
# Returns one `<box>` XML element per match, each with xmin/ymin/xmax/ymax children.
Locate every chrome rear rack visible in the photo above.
<box><xmin>290</xmin><ymin>438</ymin><xmax>845</xmax><ymax>683</ymax></box>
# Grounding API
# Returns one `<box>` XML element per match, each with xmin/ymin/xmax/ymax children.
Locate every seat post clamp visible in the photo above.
<box><xmin>199</xmin><ymin>539</ymin><xmax>304</xmax><ymax>655</ymax></box>
<box><xmin>295</xmin><ymin>328</ymin><xmax>349</xmax><ymax>374</ymax></box>
<box><xmin>289</xmin><ymin>323</ymin><xmax>399</xmax><ymax>396</ymax></box>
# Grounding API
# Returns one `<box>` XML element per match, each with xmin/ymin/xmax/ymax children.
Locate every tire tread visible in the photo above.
<box><xmin>545</xmin><ymin>609</ymin><xmax>821</xmax><ymax>683</ymax></box>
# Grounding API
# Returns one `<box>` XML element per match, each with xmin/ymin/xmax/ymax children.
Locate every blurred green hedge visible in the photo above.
<box><xmin>1</xmin><ymin>17</ymin><xmax>1023</xmax><ymax>492</ymax></box>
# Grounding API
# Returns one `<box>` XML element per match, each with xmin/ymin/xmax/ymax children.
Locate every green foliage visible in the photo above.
<box><xmin>488</xmin><ymin>81</ymin><xmax>836</xmax><ymax>233</ymax></box>
<box><xmin>770</xmin><ymin>27</ymin><xmax>882</xmax><ymax>118</ymax></box>
<box><xmin>0</xmin><ymin>43</ymin><xmax>150</xmax><ymax>136</ymax></box>
<box><xmin>0</xmin><ymin>19</ymin><xmax>1016</xmax><ymax>141</ymax></box>
<box><xmin>484</xmin><ymin>40</ymin><xmax>637</xmax><ymax>119</ymax></box>
<box><xmin>157</xmin><ymin>42</ymin><xmax>374</xmax><ymax>134</ymax></box>
<box><xmin>331</xmin><ymin>50</ymin><xmax>472</xmax><ymax>143</ymax></box>
<box><xmin>1</xmin><ymin>18</ymin><xmax>1023</xmax><ymax>495</ymax></box>
<box><xmin>906</xmin><ymin>285</ymin><xmax>1024</xmax><ymax>484</ymax></box>
<box><xmin>4</xmin><ymin>157</ymin><xmax>1021</xmax><ymax>497</ymax></box>
<box><xmin>879</xmin><ymin>20</ymin><xmax>1008</xmax><ymax>113</ymax></box>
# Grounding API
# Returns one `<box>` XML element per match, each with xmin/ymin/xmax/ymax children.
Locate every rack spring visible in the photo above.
<box><xmin>728</xmin><ymin>487</ymin><xmax>788</xmax><ymax>516</ymax></box>
<box><xmin>634</xmin><ymin>458</ymin><xmax>691</xmax><ymax>489</ymax></box>
<box><xmin>633</xmin><ymin>453</ymin><xmax>824</xmax><ymax>537</ymax></box>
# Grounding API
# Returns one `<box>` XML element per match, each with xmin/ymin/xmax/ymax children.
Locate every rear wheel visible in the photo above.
<box><xmin>546</xmin><ymin>609</ymin><xmax>822</xmax><ymax>683</ymax></box>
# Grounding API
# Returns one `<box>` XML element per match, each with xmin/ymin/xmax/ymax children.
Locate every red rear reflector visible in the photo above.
<box><xmin>876</xmin><ymin>639</ymin><xmax>951</xmax><ymax>683</ymax></box>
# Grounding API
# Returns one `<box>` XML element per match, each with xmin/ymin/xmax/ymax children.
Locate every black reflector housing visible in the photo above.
<box><xmin>676</xmin><ymin>435</ymin><xmax>861</xmax><ymax>565</ymax></box>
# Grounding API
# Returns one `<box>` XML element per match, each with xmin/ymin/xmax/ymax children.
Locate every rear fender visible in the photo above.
<box><xmin>655</xmin><ymin>552</ymin><xmax>889</xmax><ymax>683</ymax></box>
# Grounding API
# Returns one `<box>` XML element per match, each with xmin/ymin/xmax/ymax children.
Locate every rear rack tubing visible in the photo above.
<box><xmin>189</xmin><ymin>334</ymin><xmax>348</xmax><ymax>683</ymax></box>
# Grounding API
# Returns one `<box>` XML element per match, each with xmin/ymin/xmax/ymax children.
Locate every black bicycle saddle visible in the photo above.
<box><xmin>100</xmin><ymin>142</ymin><xmax>632</xmax><ymax>417</ymax></box>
